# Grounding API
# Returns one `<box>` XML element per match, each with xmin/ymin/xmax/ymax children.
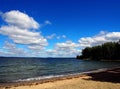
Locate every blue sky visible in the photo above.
<box><xmin>0</xmin><ymin>0</ymin><xmax>120</xmax><ymax>57</ymax></box>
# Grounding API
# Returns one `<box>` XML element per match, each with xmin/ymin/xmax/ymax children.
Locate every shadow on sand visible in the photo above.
<box><xmin>84</xmin><ymin>68</ymin><xmax>120</xmax><ymax>83</ymax></box>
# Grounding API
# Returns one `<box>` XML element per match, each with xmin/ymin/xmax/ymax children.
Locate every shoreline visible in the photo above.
<box><xmin>0</xmin><ymin>67</ymin><xmax>120</xmax><ymax>89</ymax></box>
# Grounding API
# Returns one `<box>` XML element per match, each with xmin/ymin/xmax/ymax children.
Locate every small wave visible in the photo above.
<box><xmin>14</xmin><ymin>72</ymin><xmax>94</xmax><ymax>82</ymax></box>
<box><xmin>15</xmin><ymin>75</ymin><xmax>65</xmax><ymax>82</ymax></box>
<box><xmin>14</xmin><ymin>67</ymin><xmax>114</xmax><ymax>82</ymax></box>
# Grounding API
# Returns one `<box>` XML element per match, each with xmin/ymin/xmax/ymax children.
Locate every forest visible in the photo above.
<box><xmin>77</xmin><ymin>40</ymin><xmax>120</xmax><ymax>60</ymax></box>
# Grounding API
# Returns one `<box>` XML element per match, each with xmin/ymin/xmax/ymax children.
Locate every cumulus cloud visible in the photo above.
<box><xmin>0</xmin><ymin>41</ymin><xmax>47</xmax><ymax>57</ymax></box>
<box><xmin>79</xmin><ymin>31</ymin><xmax>120</xmax><ymax>47</ymax></box>
<box><xmin>2</xmin><ymin>10</ymin><xmax>39</xmax><ymax>29</ymax></box>
<box><xmin>46</xmin><ymin>41</ymin><xmax>80</xmax><ymax>57</ymax></box>
<box><xmin>0</xmin><ymin>10</ymin><xmax>48</xmax><ymax>51</ymax></box>
<box><xmin>55</xmin><ymin>40</ymin><xmax>79</xmax><ymax>49</ymax></box>
<box><xmin>106</xmin><ymin>32</ymin><xmax>120</xmax><ymax>40</ymax></box>
<box><xmin>0</xmin><ymin>25</ymin><xmax>48</xmax><ymax>45</ymax></box>
<box><xmin>0</xmin><ymin>26</ymin><xmax>40</xmax><ymax>37</ymax></box>
<box><xmin>2</xmin><ymin>41</ymin><xmax>28</xmax><ymax>56</ymax></box>
<box><xmin>28</xmin><ymin>45</ymin><xmax>46</xmax><ymax>50</ymax></box>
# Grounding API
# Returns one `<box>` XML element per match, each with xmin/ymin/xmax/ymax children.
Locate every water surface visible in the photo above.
<box><xmin>0</xmin><ymin>57</ymin><xmax>120</xmax><ymax>83</ymax></box>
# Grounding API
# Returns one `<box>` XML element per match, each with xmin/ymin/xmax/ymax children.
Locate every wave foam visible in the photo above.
<box><xmin>15</xmin><ymin>75</ymin><xmax>65</xmax><ymax>82</ymax></box>
<box><xmin>15</xmin><ymin>68</ymin><xmax>109</xmax><ymax>82</ymax></box>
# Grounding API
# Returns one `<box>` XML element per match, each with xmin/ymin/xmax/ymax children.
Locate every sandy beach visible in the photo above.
<box><xmin>0</xmin><ymin>67</ymin><xmax>120</xmax><ymax>89</ymax></box>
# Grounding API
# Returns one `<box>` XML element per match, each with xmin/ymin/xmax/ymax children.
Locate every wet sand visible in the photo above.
<box><xmin>0</xmin><ymin>67</ymin><xmax>120</xmax><ymax>89</ymax></box>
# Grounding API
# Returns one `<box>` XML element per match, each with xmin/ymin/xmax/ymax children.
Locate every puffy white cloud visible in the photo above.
<box><xmin>0</xmin><ymin>25</ymin><xmax>39</xmax><ymax>37</ymax></box>
<box><xmin>55</xmin><ymin>41</ymin><xmax>79</xmax><ymax>49</ymax></box>
<box><xmin>28</xmin><ymin>45</ymin><xmax>45</xmax><ymax>50</ymax></box>
<box><xmin>2</xmin><ymin>10</ymin><xmax>39</xmax><ymax>29</ymax></box>
<box><xmin>79</xmin><ymin>37</ymin><xmax>93</xmax><ymax>47</ymax></box>
<box><xmin>46</xmin><ymin>41</ymin><xmax>80</xmax><ymax>57</ymax></box>
<box><xmin>46</xmin><ymin>49</ymin><xmax>57</xmax><ymax>56</ymax></box>
<box><xmin>0</xmin><ymin>25</ymin><xmax>48</xmax><ymax>46</ymax></box>
<box><xmin>0</xmin><ymin>10</ymin><xmax>49</xmax><ymax>57</ymax></box>
<box><xmin>106</xmin><ymin>32</ymin><xmax>120</xmax><ymax>40</ymax></box>
<box><xmin>79</xmin><ymin>31</ymin><xmax>120</xmax><ymax>47</ymax></box>
<box><xmin>2</xmin><ymin>41</ymin><xmax>28</xmax><ymax>56</ymax></box>
<box><xmin>0</xmin><ymin>10</ymin><xmax>48</xmax><ymax>51</ymax></box>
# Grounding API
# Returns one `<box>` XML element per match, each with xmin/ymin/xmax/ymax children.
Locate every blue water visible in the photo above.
<box><xmin>0</xmin><ymin>57</ymin><xmax>120</xmax><ymax>83</ymax></box>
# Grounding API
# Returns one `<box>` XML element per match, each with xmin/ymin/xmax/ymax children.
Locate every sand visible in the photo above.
<box><xmin>0</xmin><ymin>67</ymin><xmax>120</xmax><ymax>89</ymax></box>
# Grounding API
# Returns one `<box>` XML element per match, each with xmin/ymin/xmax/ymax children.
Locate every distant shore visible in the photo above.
<box><xmin>0</xmin><ymin>67</ymin><xmax>120</xmax><ymax>89</ymax></box>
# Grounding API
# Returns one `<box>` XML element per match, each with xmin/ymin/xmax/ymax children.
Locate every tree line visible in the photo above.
<box><xmin>77</xmin><ymin>40</ymin><xmax>120</xmax><ymax>60</ymax></box>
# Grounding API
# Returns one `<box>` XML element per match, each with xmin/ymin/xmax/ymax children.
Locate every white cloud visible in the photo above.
<box><xmin>2</xmin><ymin>10</ymin><xmax>39</xmax><ymax>29</ymax></box>
<box><xmin>78</xmin><ymin>31</ymin><xmax>120</xmax><ymax>47</ymax></box>
<box><xmin>0</xmin><ymin>41</ymin><xmax>47</xmax><ymax>57</ymax></box>
<box><xmin>106</xmin><ymin>32</ymin><xmax>120</xmax><ymax>40</ymax></box>
<box><xmin>28</xmin><ymin>45</ymin><xmax>45</xmax><ymax>50</ymax></box>
<box><xmin>0</xmin><ymin>24</ymin><xmax>48</xmax><ymax>46</ymax></box>
<box><xmin>2</xmin><ymin>41</ymin><xmax>28</xmax><ymax>57</ymax></box>
<box><xmin>0</xmin><ymin>25</ymin><xmax>39</xmax><ymax>37</ymax></box>
<box><xmin>0</xmin><ymin>10</ymin><xmax>50</xmax><ymax>57</ymax></box>
<box><xmin>55</xmin><ymin>40</ymin><xmax>79</xmax><ymax>49</ymax></box>
<box><xmin>56</xmin><ymin>35</ymin><xmax>66</xmax><ymax>39</ymax></box>
<box><xmin>46</xmin><ymin>34</ymin><xmax>66</xmax><ymax>40</ymax></box>
<box><xmin>0</xmin><ymin>10</ymin><xmax>48</xmax><ymax>51</ymax></box>
<box><xmin>46</xmin><ymin>49</ymin><xmax>57</xmax><ymax>56</ymax></box>
<box><xmin>46</xmin><ymin>41</ymin><xmax>80</xmax><ymax>57</ymax></box>
<box><xmin>46</xmin><ymin>33</ymin><xmax>56</xmax><ymax>39</ymax></box>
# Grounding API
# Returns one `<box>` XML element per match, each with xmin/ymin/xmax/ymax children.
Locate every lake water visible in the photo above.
<box><xmin>0</xmin><ymin>57</ymin><xmax>120</xmax><ymax>83</ymax></box>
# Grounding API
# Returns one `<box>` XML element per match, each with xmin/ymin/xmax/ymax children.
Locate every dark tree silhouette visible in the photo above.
<box><xmin>77</xmin><ymin>41</ymin><xmax>120</xmax><ymax>60</ymax></box>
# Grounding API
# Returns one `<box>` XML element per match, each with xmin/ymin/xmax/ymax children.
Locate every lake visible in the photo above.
<box><xmin>0</xmin><ymin>57</ymin><xmax>120</xmax><ymax>83</ymax></box>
